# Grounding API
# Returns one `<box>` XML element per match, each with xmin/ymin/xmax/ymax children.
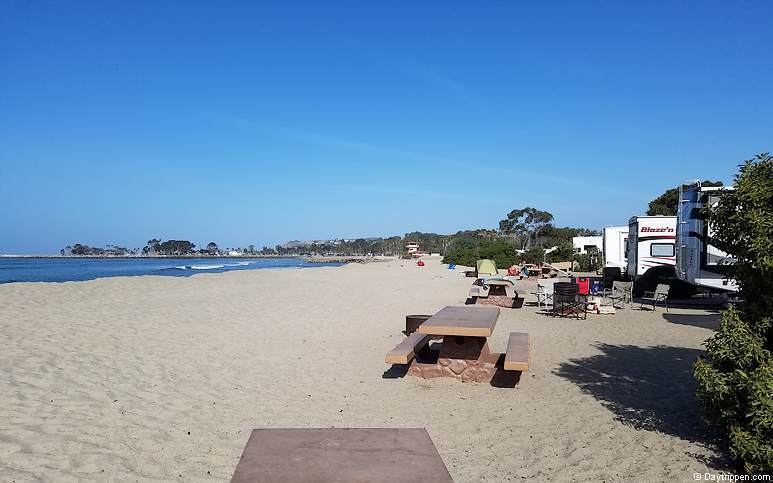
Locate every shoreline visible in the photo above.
<box><xmin>0</xmin><ymin>256</ymin><xmax>352</xmax><ymax>285</ymax></box>
<box><xmin>0</xmin><ymin>254</ymin><xmax>303</xmax><ymax>259</ymax></box>
<box><xmin>0</xmin><ymin>254</ymin><xmax>394</xmax><ymax>263</ymax></box>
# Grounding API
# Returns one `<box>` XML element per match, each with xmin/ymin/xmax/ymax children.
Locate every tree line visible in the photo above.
<box><xmin>63</xmin><ymin>240</ymin><xmax>237</xmax><ymax>257</ymax></box>
<box><xmin>65</xmin><ymin>179</ymin><xmax>702</xmax><ymax>261</ymax></box>
<box><xmin>442</xmin><ymin>208</ymin><xmax>601</xmax><ymax>269</ymax></box>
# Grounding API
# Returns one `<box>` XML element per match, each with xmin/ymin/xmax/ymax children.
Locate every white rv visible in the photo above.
<box><xmin>572</xmin><ymin>236</ymin><xmax>602</xmax><ymax>254</ymax></box>
<box><xmin>676</xmin><ymin>183</ymin><xmax>738</xmax><ymax>292</ymax></box>
<box><xmin>626</xmin><ymin>216</ymin><xmax>677</xmax><ymax>278</ymax></box>
<box><xmin>602</xmin><ymin>226</ymin><xmax>628</xmax><ymax>271</ymax></box>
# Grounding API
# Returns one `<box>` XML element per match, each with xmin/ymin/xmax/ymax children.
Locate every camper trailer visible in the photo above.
<box><xmin>572</xmin><ymin>236</ymin><xmax>602</xmax><ymax>254</ymax></box>
<box><xmin>602</xmin><ymin>226</ymin><xmax>628</xmax><ymax>271</ymax></box>
<box><xmin>675</xmin><ymin>183</ymin><xmax>738</xmax><ymax>292</ymax></box>
<box><xmin>626</xmin><ymin>216</ymin><xmax>677</xmax><ymax>279</ymax></box>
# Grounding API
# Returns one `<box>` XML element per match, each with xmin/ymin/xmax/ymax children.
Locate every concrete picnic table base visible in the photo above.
<box><xmin>407</xmin><ymin>335</ymin><xmax>500</xmax><ymax>383</ymax></box>
<box><xmin>472</xmin><ymin>294</ymin><xmax>521</xmax><ymax>309</ymax></box>
<box><xmin>471</xmin><ymin>283</ymin><xmax>522</xmax><ymax>308</ymax></box>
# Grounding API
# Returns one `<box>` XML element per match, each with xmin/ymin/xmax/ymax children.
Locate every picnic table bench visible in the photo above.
<box><xmin>504</xmin><ymin>332</ymin><xmax>530</xmax><ymax>371</ymax></box>
<box><xmin>385</xmin><ymin>332</ymin><xmax>431</xmax><ymax>365</ymax></box>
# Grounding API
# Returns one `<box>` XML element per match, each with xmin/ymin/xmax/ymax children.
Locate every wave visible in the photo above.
<box><xmin>226</xmin><ymin>261</ymin><xmax>252</xmax><ymax>267</ymax></box>
<box><xmin>172</xmin><ymin>264</ymin><xmax>226</xmax><ymax>270</ymax></box>
<box><xmin>169</xmin><ymin>261</ymin><xmax>255</xmax><ymax>271</ymax></box>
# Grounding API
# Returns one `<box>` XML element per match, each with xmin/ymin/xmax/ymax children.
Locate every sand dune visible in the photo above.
<box><xmin>0</xmin><ymin>258</ymin><xmax>725</xmax><ymax>481</ymax></box>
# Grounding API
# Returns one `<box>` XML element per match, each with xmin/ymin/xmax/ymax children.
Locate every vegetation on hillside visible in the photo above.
<box><xmin>693</xmin><ymin>154</ymin><xmax>772</xmax><ymax>473</ymax></box>
<box><xmin>442</xmin><ymin>209</ymin><xmax>600</xmax><ymax>268</ymax></box>
<box><xmin>64</xmin><ymin>243</ymin><xmax>131</xmax><ymax>256</ymax></box>
<box><xmin>61</xmin><ymin>209</ymin><xmax>599</xmax><ymax>262</ymax></box>
<box><xmin>442</xmin><ymin>238</ymin><xmax>523</xmax><ymax>268</ymax></box>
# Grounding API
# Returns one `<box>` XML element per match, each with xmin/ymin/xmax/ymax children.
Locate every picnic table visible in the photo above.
<box><xmin>469</xmin><ymin>278</ymin><xmax>520</xmax><ymax>308</ymax></box>
<box><xmin>386</xmin><ymin>306</ymin><xmax>530</xmax><ymax>384</ymax></box>
<box><xmin>230</xmin><ymin>428</ymin><xmax>453</xmax><ymax>483</ymax></box>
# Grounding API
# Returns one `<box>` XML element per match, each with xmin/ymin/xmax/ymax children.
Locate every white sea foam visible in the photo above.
<box><xmin>225</xmin><ymin>261</ymin><xmax>252</xmax><ymax>267</ymax></box>
<box><xmin>188</xmin><ymin>264</ymin><xmax>226</xmax><ymax>270</ymax></box>
<box><xmin>171</xmin><ymin>261</ymin><xmax>252</xmax><ymax>271</ymax></box>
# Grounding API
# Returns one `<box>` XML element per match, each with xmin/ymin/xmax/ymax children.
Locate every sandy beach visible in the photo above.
<box><xmin>0</xmin><ymin>258</ymin><xmax>726</xmax><ymax>482</ymax></box>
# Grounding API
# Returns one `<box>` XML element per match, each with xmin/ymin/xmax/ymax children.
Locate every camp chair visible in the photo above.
<box><xmin>553</xmin><ymin>282</ymin><xmax>587</xmax><ymax>319</ymax></box>
<box><xmin>601</xmin><ymin>267</ymin><xmax>622</xmax><ymax>289</ymax></box>
<box><xmin>640</xmin><ymin>284</ymin><xmax>670</xmax><ymax>312</ymax></box>
<box><xmin>575</xmin><ymin>277</ymin><xmax>590</xmax><ymax>295</ymax></box>
<box><xmin>531</xmin><ymin>283</ymin><xmax>554</xmax><ymax>309</ymax></box>
<box><xmin>607</xmin><ymin>281</ymin><xmax>633</xmax><ymax>309</ymax></box>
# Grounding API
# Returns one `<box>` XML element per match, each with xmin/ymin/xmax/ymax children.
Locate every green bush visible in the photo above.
<box><xmin>545</xmin><ymin>243</ymin><xmax>574</xmax><ymax>264</ymax></box>
<box><xmin>573</xmin><ymin>247</ymin><xmax>602</xmax><ymax>272</ymax></box>
<box><xmin>520</xmin><ymin>246</ymin><xmax>545</xmax><ymax>265</ymax></box>
<box><xmin>694</xmin><ymin>154</ymin><xmax>773</xmax><ymax>473</ymax></box>
<box><xmin>442</xmin><ymin>238</ymin><xmax>521</xmax><ymax>268</ymax></box>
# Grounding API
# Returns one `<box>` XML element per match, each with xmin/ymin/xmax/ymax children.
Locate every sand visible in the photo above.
<box><xmin>0</xmin><ymin>257</ymin><xmax>727</xmax><ymax>482</ymax></box>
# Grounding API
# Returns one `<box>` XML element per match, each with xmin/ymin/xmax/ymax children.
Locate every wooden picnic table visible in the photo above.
<box><xmin>230</xmin><ymin>428</ymin><xmax>453</xmax><ymax>483</ymax></box>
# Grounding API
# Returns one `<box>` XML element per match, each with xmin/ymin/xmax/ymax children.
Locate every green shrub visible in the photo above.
<box><xmin>694</xmin><ymin>154</ymin><xmax>773</xmax><ymax>473</ymax></box>
<box><xmin>545</xmin><ymin>243</ymin><xmax>574</xmax><ymax>264</ymax></box>
<box><xmin>573</xmin><ymin>247</ymin><xmax>602</xmax><ymax>272</ymax></box>
<box><xmin>442</xmin><ymin>238</ymin><xmax>521</xmax><ymax>268</ymax></box>
<box><xmin>519</xmin><ymin>246</ymin><xmax>545</xmax><ymax>265</ymax></box>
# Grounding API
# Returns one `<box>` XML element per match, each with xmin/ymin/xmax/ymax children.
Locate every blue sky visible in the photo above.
<box><xmin>1</xmin><ymin>1</ymin><xmax>771</xmax><ymax>253</ymax></box>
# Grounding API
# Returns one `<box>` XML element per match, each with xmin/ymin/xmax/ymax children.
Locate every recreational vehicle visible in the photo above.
<box><xmin>626</xmin><ymin>216</ymin><xmax>677</xmax><ymax>279</ymax></box>
<box><xmin>572</xmin><ymin>236</ymin><xmax>602</xmax><ymax>254</ymax></box>
<box><xmin>602</xmin><ymin>226</ymin><xmax>628</xmax><ymax>271</ymax></box>
<box><xmin>675</xmin><ymin>183</ymin><xmax>738</xmax><ymax>292</ymax></box>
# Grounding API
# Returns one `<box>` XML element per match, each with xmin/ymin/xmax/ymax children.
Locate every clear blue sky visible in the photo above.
<box><xmin>1</xmin><ymin>1</ymin><xmax>771</xmax><ymax>254</ymax></box>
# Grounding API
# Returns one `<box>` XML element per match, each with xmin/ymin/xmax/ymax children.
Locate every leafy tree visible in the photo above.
<box><xmin>573</xmin><ymin>246</ymin><xmax>602</xmax><ymax>272</ymax></box>
<box><xmin>370</xmin><ymin>236</ymin><xmax>403</xmax><ymax>256</ymax></box>
<box><xmin>157</xmin><ymin>240</ymin><xmax>195</xmax><ymax>255</ymax></box>
<box><xmin>693</xmin><ymin>154</ymin><xmax>772</xmax><ymax>473</ymax></box>
<box><xmin>546</xmin><ymin>243</ymin><xmax>574</xmax><ymax>263</ymax></box>
<box><xmin>519</xmin><ymin>246</ymin><xmax>545</xmax><ymax>265</ymax></box>
<box><xmin>442</xmin><ymin>238</ymin><xmax>521</xmax><ymax>268</ymax></box>
<box><xmin>403</xmin><ymin>232</ymin><xmax>450</xmax><ymax>255</ymax></box>
<box><xmin>206</xmin><ymin>242</ymin><xmax>219</xmax><ymax>255</ymax></box>
<box><xmin>70</xmin><ymin>244</ymin><xmax>92</xmax><ymax>255</ymax></box>
<box><xmin>142</xmin><ymin>239</ymin><xmax>161</xmax><ymax>255</ymax></box>
<box><xmin>451</xmin><ymin>228</ymin><xmax>499</xmax><ymax>239</ymax></box>
<box><xmin>499</xmin><ymin>207</ymin><xmax>554</xmax><ymax>249</ymax></box>
<box><xmin>647</xmin><ymin>180</ymin><xmax>724</xmax><ymax>216</ymax></box>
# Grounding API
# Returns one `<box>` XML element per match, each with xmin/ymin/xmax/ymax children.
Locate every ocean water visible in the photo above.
<box><xmin>0</xmin><ymin>257</ymin><xmax>343</xmax><ymax>284</ymax></box>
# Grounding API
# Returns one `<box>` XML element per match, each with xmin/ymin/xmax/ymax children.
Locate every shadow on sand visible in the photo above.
<box><xmin>662</xmin><ymin>312</ymin><xmax>722</xmax><ymax>330</ymax></box>
<box><xmin>554</xmin><ymin>343</ymin><xmax>720</xmax><ymax>448</ymax></box>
